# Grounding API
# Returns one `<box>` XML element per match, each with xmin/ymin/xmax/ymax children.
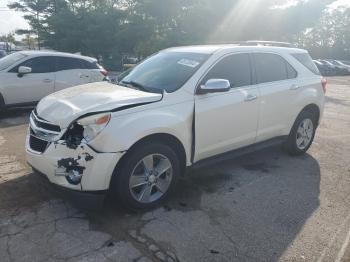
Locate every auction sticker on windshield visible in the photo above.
<box><xmin>177</xmin><ymin>58</ymin><xmax>200</xmax><ymax>68</ymax></box>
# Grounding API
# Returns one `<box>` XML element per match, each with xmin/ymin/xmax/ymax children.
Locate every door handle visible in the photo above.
<box><xmin>245</xmin><ymin>94</ymin><xmax>258</xmax><ymax>102</ymax></box>
<box><xmin>43</xmin><ymin>79</ymin><xmax>53</xmax><ymax>83</ymax></box>
<box><xmin>290</xmin><ymin>84</ymin><xmax>300</xmax><ymax>90</ymax></box>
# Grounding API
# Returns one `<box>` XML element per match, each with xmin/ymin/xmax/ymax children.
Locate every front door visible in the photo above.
<box><xmin>4</xmin><ymin>56</ymin><xmax>55</xmax><ymax>104</ymax></box>
<box><xmin>194</xmin><ymin>53</ymin><xmax>259</xmax><ymax>162</ymax></box>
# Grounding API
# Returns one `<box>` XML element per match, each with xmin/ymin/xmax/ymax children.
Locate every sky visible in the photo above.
<box><xmin>0</xmin><ymin>0</ymin><xmax>349</xmax><ymax>38</ymax></box>
<box><xmin>0</xmin><ymin>0</ymin><xmax>29</xmax><ymax>37</ymax></box>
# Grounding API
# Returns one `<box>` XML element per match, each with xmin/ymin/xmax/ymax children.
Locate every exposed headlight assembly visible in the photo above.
<box><xmin>77</xmin><ymin>113</ymin><xmax>111</xmax><ymax>142</ymax></box>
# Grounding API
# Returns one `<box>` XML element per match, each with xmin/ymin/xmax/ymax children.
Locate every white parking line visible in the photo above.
<box><xmin>317</xmin><ymin>213</ymin><xmax>350</xmax><ymax>262</ymax></box>
<box><xmin>335</xmin><ymin>225</ymin><xmax>350</xmax><ymax>262</ymax></box>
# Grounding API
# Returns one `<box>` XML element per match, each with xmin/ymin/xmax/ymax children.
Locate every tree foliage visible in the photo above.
<box><xmin>8</xmin><ymin>0</ymin><xmax>350</xmax><ymax>69</ymax></box>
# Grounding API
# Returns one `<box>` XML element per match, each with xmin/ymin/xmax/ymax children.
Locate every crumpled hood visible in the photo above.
<box><xmin>36</xmin><ymin>82</ymin><xmax>162</xmax><ymax>128</ymax></box>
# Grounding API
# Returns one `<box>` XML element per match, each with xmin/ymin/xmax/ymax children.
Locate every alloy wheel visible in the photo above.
<box><xmin>129</xmin><ymin>154</ymin><xmax>173</xmax><ymax>203</ymax></box>
<box><xmin>296</xmin><ymin>118</ymin><xmax>314</xmax><ymax>150</ymax></box>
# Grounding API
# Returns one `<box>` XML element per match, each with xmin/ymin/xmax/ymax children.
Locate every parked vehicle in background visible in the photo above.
<box><xmin>26</xmin><ymin>44</ymin><xmax>326</xmax><ymax>209</ymax></box>
<box><xmin>340</xmin><ymin>60</ymin><xmax>350</xmax><ymax>66</ymax></box>
<box><xmin>313</xmin><ymin>60</ymin><xmax>335</xmax><ymax>76</ymax></box>
<box><xmin>328</xmin><ymin>60</ymin><xmax>350</xmax><ymax>74</ymax></box>
<box><xmin>319</xmin><ymin>59</ymin><xmax>348</xmax><ymax>75</ymax></box>
<box><xmin>0</xmin><ymin>51</ymin><xmax>108</xmax><ymax>108</ymax></box>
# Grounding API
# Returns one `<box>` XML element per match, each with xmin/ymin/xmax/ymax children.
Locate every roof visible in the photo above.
<box><xmin>163</xmin><ymin>44</ymin><xmax>307</xmax><ymax>55</ymax></box>
<box><xmin>18</xmin><ymin>50</ymin><xmax>97</xmax><ymax>62</ymax></box>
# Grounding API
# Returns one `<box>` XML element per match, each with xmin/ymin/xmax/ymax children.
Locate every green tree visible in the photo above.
<box><xmin>7</xmin><ymin>0</ymin><xmax>64</xmax><ymax>49</ymax></box>
<box><xmin>9</xmin><ymin>0</ymin><xmax>349</xmax><ymax>69</ymax></box>
<box><xmin>298</xmin><ymin>7</ymin><xmax>350</xmax><ymax>59</ymax></box>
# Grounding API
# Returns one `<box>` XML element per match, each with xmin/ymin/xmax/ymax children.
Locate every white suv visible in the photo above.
<box><xmin>26</xmin><ymin>44</ymin><xmax>326</xmax><ymax>209</ymax></box>
<box><xmin>0</xmin><ymin>51</ymin><xmax>107</xmax><ymax>108</ymax></box>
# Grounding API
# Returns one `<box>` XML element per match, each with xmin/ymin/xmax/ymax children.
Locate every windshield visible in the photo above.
<box><xmin>120</xmin><ymin>52</ymin><xmax>210</xmax><ymax>93</ymax></box>
<box><xmin>0</xmin><ymin>52</ymin><xmax>27</xmax><ymax>71</ymax></box>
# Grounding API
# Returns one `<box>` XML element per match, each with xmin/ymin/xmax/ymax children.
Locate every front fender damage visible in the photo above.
<box><xmin>54</xmin><ymin>120</ymin><xmax>95</xmax><ymax>186</ymax></box>
<box><xmin>51</xmin><ymin>99</ymin><xmax>163</xmax><ymax>189</ymax></box>
<box><xmin>55</xmin><ymin>143</ymin><xmax>95</xmax><ymax>186</ymax></box>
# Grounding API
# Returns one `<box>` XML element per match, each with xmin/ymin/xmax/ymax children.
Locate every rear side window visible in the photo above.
<box><xmin>292</xmin><ymin>53</ymin><xmax>320</xmax><ymax>75</ymax></box>
<box><xmin>81</xmin><ymin>60</ymin><xmax>99</xmax><ymax>69</ymax></box>
<box><xmin>56</xmin><ymin>57</ymin><xmax>82</xmax><ymax>71</ymax></box>
<box><xmin>202</xmin><ymin>53</ymin><xmax>252</xmax><ymax>88</ymax></box>
<box><xmin>254</xmin><ymin>53</ymin><xmax>297</xmax><ymax>84</ymax></box>
<box><xmin>55</xmin><ymin>57</ymin><xmax>97</xmax><ymax>71</ymax></box>
<box><xmin>11</xmin><ymin>56</ymin><xmax>56</xmax><ymax>73</ymax></box>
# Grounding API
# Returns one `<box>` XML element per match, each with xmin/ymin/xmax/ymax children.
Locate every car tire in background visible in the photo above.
<box><xmin>0</xmin><ymin>93</ymin><xmax>5</xmax><ymax>110</ymax></box>
<box><xmin>111</xmin><ymin>143</ymin><xmax>180</xmax><ymax>210</ymax></box>
<box><xmin>284</xmin><ymin>110</ymin><xmax>317</xmax><ymax>155</ymax></box>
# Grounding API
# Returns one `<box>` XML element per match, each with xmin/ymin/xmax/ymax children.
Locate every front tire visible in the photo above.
<box><xmin>112</xmin><ymin>143</ymin><xmax>180</xmax><ymax>210</ymax></box>
<box><xmin>284</xmin><ymin>111</ymin><xmax>317</xmax><ymax>155</ymax></box>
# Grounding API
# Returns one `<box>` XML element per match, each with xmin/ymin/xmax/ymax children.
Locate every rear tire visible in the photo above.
<box><xmin>112</xmin><ymin>143</ymin><xmax>180</xmax><ymax>210</ymax></box>
<box><xmin>0</xmin><ymin>93</ymin><xmax>4</xmax><ymax>108</ymax></box>
<box><xmin>284</xmin><ymin>111</ymin><xmax>317</xmax><ymax>155</ymax></box>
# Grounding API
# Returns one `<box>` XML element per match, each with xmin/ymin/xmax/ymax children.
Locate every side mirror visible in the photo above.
<box><xmin>18</xmin><ymin>66</ymin><xmax>32</xmax><ymax>76</ymax></box>
<box><xmin>198</xmin><ymin>79</ymin><xmax>231</xmax><ymax>94</ymax></box>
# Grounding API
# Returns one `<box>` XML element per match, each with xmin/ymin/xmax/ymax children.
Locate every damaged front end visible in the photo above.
<box><xmin>27</xmin><ymin>111</ymin><xmax>120</xmax><ymax>191</ymax></box>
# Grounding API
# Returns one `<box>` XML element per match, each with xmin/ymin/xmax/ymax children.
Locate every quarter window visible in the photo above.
<box><xmin>292</xmin><ymin>53</ymin><xmax>320</xmax><ymax>75</ymax></box>
<box><xmin>202</xmin><ymin>53</ymin><xmax>252</xmax><ymax>88</ymax></box>
<box><xmin>254</xmin><ymin>53</ymin><xmax>297</xmax><ymax>84</ymax></box>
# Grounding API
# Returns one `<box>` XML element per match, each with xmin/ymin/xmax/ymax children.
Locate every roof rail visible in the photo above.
<box><xmin>206</xmin><ymin>40</ymin><xmax>295</xmax><ymax>48</ymax></box>
<box><xmin>243</xmin><ymin>41</ymin><xmax>295</xmax><ymax>47</ymax></box>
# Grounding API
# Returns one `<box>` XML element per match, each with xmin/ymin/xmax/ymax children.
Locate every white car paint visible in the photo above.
<box><xmin>25</xmin><ymin>45</ymin><xmax>325</xmax><ymax>192</ymax></box>
<box><xmin>2</xmin><ymin>70</ymin><xmax>56</xmax><ymax>104</ymax></box>
<box><xmin>0</xmin><ymin>51</ymin><xmax>106</xmax><ymax>106</ymax></box>
<box><xmin>36</xmin><ymin>82</ymin><xmax>163</xmax><ymax>129</ymax></box>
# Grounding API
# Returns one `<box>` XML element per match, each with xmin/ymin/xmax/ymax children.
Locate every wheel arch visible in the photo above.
<box><xmin>300</xmin><ymin>103</ymin><xmax>321</xmax><ymax>126</ymax></box>
<box><xmin>110</xmin><ymin>133</ymin><xmax>187</xmax><ymax>187</ymax></box>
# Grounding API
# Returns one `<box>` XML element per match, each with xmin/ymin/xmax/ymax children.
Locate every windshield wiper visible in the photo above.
<box><xmin>120</xmin><ymin>80</ymin><xmax>163</xmax><ymax>94</ymax></box>
<box><xmin>120</xmin><ymin>80</ymin><xmax>148</xmax><ymax>92</ymax></box>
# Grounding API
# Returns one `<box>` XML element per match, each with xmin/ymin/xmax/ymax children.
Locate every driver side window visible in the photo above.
<box><xmin>202</xmin><ymin>53</ymin><xmax>252</xmax><ymax>88</ymax></box>
<box><xmin>10</xmin><ymin>56</ymin><xmax>56</xmax><ymax>73</ymax></box>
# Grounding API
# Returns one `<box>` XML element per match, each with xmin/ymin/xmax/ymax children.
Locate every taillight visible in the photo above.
<box><xmin>321</xmin><ymin>78</ymin><xmax>327</xmax><ymax>93</ymax></box>
<box><xmin>97</xmin><ymin>64</ymin><xmax>108</xmax><ymax>77</ymax></box>
<box><xmin>100</xmin><ymin>68</ymin><xmax>108</xmax><ymax>77</ymax></box>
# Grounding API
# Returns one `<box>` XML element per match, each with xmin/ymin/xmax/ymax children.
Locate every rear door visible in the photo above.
<box><xmin>194</xmin><ymin>53</ymin><xmax>259</xmax><ymax>162</ymax></box>
<box><xmin>54</xmin><ymin>57</ymin><xmax>92</xmax><ymax>91</ymax></box>
<box><xmin>4</xmin><ymin>56</ymin><xmax>55</xmax><ymax>104</ymax></box>
<box><xmin>253</xmin><ymin>53</ymin><xmax>298</xmax><ymax>142</ymax></box>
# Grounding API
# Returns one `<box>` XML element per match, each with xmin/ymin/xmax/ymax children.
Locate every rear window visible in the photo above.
<box><xmin>292</xmin><ymin>53</ymin><xmax>320</xmax><ymax>75</ymax></box>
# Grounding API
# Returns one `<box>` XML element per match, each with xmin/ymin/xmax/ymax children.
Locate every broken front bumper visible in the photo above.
<box><xmin>26</xmin><ymin>133</ymin><xmax>123</xmax><ymax>191</ymax></box>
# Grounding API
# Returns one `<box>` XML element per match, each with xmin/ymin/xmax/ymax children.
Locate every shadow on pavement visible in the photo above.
<box><xmin>0</xmin><ymin>146</ymin><xmax>320</xmax><ymax>262</ymax></box>
<box><xmin>0</xmin><ymin>107</ymin><xmax>32</xmax><ymax>128</ymax></box>
<box><xmin>89</xmin><ymin>146</ymin><xmax>320</xmax><ymax>261</ymax></box>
